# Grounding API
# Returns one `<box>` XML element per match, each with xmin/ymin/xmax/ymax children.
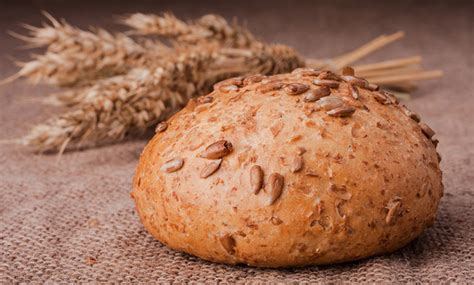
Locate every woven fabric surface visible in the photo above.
<box><xmin>0</xmin><ymin>0</ymin><xmax>473</xmax><ymax>283</ymax></box>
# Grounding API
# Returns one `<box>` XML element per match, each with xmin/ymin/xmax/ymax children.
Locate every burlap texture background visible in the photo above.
<box><xmin>1</xmin><ymin>0</ymin><xmax>473</xmax><ymax>283</ymax></box>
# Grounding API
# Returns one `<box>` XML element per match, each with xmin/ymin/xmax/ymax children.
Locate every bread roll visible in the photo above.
<box><xmin>131</xmin><ymin>68</ymin><xmax>443</xmax><ymax>267</ymax></box>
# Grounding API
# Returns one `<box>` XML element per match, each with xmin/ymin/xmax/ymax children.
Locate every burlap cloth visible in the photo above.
<box><xmin>1</xmin><ymin>0</ymin><xmax>473</xmax><ymax>283</ymax></box>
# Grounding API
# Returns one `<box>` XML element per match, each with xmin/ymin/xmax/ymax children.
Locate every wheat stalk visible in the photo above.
<box><xmin>23</xmin><ymin>44</ymin><xmax>301</xmax><ymax>152</ymax></box>
<box><xmin>122</xmin><ymin>13</ymin><xmax>255</xmax><ymax>48</ymax></box>
<box><xmin>3</xmin><ymin>12</ymin><xmax>164</xmax><ymax>87</ymax></box>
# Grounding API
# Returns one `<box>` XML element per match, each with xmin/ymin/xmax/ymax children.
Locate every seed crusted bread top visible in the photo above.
<box><xmin>132</xmin><ymin>68</ymin><xmax>443</xmax><ymax>267</ymax></box>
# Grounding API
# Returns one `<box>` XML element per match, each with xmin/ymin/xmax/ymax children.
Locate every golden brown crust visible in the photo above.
<box><xmin>131</xmin><ymin>69</ymin><xmax>443</xmax><ymax>268</ymax></box>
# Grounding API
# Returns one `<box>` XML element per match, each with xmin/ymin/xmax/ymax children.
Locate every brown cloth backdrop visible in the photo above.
<box><xmin>1</xmin><ymin>0</ymin><xmax>473</xmax><ymax>283</ymax></box>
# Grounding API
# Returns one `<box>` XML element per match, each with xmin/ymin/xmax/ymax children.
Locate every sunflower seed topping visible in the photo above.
<box><xmin>160</xmin><ymin>158</ymin><xmax>184</xmax><ymax>173</ymax></box>
<box><xmin>200</xmin><ymin>159</ymin><xmax>222</xmax><ymax>178</ymax></box>
<box><xmin>155</xmin><ymin>121</ymin><xmax>168</xmax><ymax>133</ymax></box>
<box><xmin>257</xmin><ymin>81</ymin><xmax>284</xmax><ymax>93</ymax></box>
<box><xmin>214</xmin><ymin>77</ymin><xmax>244</xmax><ymax>88</ymax></box>
<box><xmin>270</xmin><ymin>216</ymin><xmax>283</xmax><ymax>225</ymax></box>
<box><xmin>284</xmin><ymin>83</ymin><xmax>310</xmax><ymax>95</ymax></box>
<box><xmin>342</xmin><ymin>66</ymin><xmax>355</xmax><ymax>76</ymax></box>
<box><xmin>326</xmin><ymin>106</ymin><xmax>356</xmax><ymax>117</ymax></box>
<box><xmin>419</xmin><ymin>122</ymin><xmax>436</xmax><ymax>139</ymax></box>
<box><xmin>250</xmin><ymin>165</ymin><xmax>264</xmax><ymax>194</ymax></box>
<box><xmin>400</xmin><ymin>105</ymin><xmax>421</xmax><ymax>122</ymax></box>
<box><xmin>385</xmin><ymin>197</ymin><xmax>402</xmax><ymax>225</ymax></box>
<box><xmin>348</xmin><ymin>84</ymin><xmax>359</xmax><ymax>100</ymax></box>
<box><xmin>219</xmin><ymin>234</ymin><xmax>236</xmax><ymax>255</ymax></box>
<box><xmin>385</xmin><ymin>91</ymin><xmax>399</xmax><ymax>104</ymax></box>
<box><xmin>367</xmin><ymin>83</ymin><xmax>379</xmax><ymax>91</ymax></box>
<box><xmin>243</xmin><ymin>74</ymin><xmax>265</xmax><ymax>85</ymax></box>
<box><xmin>268</xmin><ymin>173</ymin><xmax>284</xmax><ymax>205</ymax></box>
<box><xmin>197</xmin><ymin>96</ymin><xmax>214</xmax><ymax>104</ymax></box>
<box><xmin>341</xmin><ymin>75</ymin><xmax>369</xmax><ymax>88</ymax></box>
<box><xmin>313</xmin><ymin>79</ymin><xmax>340</xmax><ymax>88</ymax></box>
<box><xmin>290</xmin><ymin>155</ymin><xmax>304</xmax><ymax>173</ymax></box>
<box><xmin>373</xmin><ymin>91</ymin><xmax>391</xmax><ymax>104</ymax></box>
<box><xmin>218</xmin><ymin>84</ymin><xmax>239</xmax><ymax>93</ymax></box>
<box><xmin>200</xmin><ymin>140</ymin><xmax>233</xmax><ymax>159</ymax></box>
<box><xmin>318</xmin><ymin>70</ymin><xmax>341</xmax><ymax>81</ymax></box>
<box><xmin>316</xmin><ymin>96</ymin><xmax>344</xmax><ymax>110</ymax></box>
<box><xmin>303</xmin><ymin>86</ymin><xmax>331</xmax><ymax>102</ymax></box>
<box><xmin>327</xmin><ymin>183</ymin><xmax>352</xmax><ymax>200</ymax></box>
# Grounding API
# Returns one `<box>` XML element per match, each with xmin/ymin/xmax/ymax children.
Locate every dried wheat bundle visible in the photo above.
<box><xmin>4</xmin><ymin>12</ymin><xmax>442</xmax><ymax>152</ymax></box>
<box><xmin>24</xmin><ymin>44</ymin><xmax>301</xmax><ymax>152</ymax></box>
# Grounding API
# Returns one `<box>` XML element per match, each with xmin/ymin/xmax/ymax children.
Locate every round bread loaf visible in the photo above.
<box><xmin>131</xmin><ymin>68</ymin><xmax>443</xmax><ymax>267</ymax></box>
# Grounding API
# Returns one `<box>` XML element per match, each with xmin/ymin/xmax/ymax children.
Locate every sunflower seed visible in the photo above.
<box><xmin>288</xmin><ymin>135</ymin><xmax>302</xmax><ymax>143</ymax></box>
<box><xmin>373</xmin><ymin>91</ymin><xmax>391</xmax><ymax>104</ymax></box>
<box><xmin>303</xmin><ymin>86</ymin><xmax>331</xmax><ymax>102</ymax></box>
<box><xmin>335</xmin><ymin>200</ymin><xmax>347</xmax><ymax>219</ymax></box>
<box><xmin>160</xmin><ymin>158</ymin><xmax>184</xmax><ymax>173</ymax></box>
<box><xmin>270</xmin><ymin>216</ymin><xmax>283</xmax><ymax>225</ymax></box>
<box><xmin>290</xmin><ymin>155</ymin><xmax>304</xmax><ymax>173</ymax></box>
<box><xmin>250</xmin><ymin>165</ymin><xmax>264</xmax><ymax>194</ymax></box>
<box><xmin>326</xmin><ymin>106</ymin><xmax>356</xmax><ymax>117</ymax></box>
<box><xmin>313</xmin><ymin>79</ymin><xmax>340</xmax><ymax>88</ymax></box>
<box><xmin>284</xmin><ymin>83</ymin><xmax>310</xmax><ymax>95</ymax></box>
<box><xmin>316</xmin><ymin>96</ymin><xmax>344</xmax><ymax>110</ymax></box>
<box><xmin>318</xmin><ymin>70</ymin><xmax>341</xmax><ymax>81</ymax></box>
<box><xmin>385</xmin><ymin>91</ymin><xmax>399</xmax><ymax>104</ymax></box>
<box><xmin>219</xmin><ymin>234</ymin><xmax>236</xmax><ymax>255</ymax></box>
<box><xmin>399</xmin><ymin>105</ymin><xmax>421</xmax><ymax>122</ymax></box>
<box><xmin>270</xmin><ymin>121</ymin><xmax>284</xmax><ymax>137</ymax></box>
<box><xmin>367</xmin><ymin>83</ymin><xmax>379</xmax><ymax>91</ymax></box>
<box><xmin>218</xmin><ymin>84</ymin><xmax>239</xmax><ymax>93</ymax></box>
<box><xmin>155</xmin><ymin>121</ymin><xmax>168</xmax><ymax>133</ymax></box>
<box><xmin>385</xmin><ymin>197</ymin><xmax>402</xmax><ymax>225</ymax></box>
<box><xmin>197</xmin><ymin>96</ymin><xmax>214</xmax><ymax>104</ymax></box>
<box><xmin>214</xmin><ymin>77</ymin><xmax>244</xmax><ymax>88</ymax></box>
<box><xmin>243</xmin><ymin>74</ymin><xmax>265</xmax><ymax>85</ymax></box>
<box><xmin>200</xmin><ymin>140</ymin><xmax>233</xmax><ymax>159</ymax></box>
<box><xmin>419</xmin><ymin>122</ymin><xmax>435</xmax><ymax>139</ymax></box>
<box><xmin>327</xmin><ymin>183</ymin><xmax>352</xmax><ymax>200</ymax></box>
<box><xmin>268</xmin><ymin>173</ymin><xmax>284</xmax><ymax>205</ymax></box>
<box><xmin>200</xmin><ymin>159</ymin><xmax>222</xmax><ymax>178</ymax></box>
<box><xmin>342</xmin><ymin>66</ymin><xmax>355</xmax><ymax>76</ymax></box>
<box><xmin>341</xmin><ymin>75</ymin><xmax>369</xmax><ymax>88</ymax></box>
<box><xmin>257</xmin><ymin>81</ymin><xmax>284</xmax><ymax>93</ymax></box>
<box><xmin>348</xmin><ymin>84</ymin><xmax>359</xmax><ymax>100</ymax></box>
<box><xmin>305</xmin><ymin>169</ymin><xmax>319</xmax><ymax>177</ymax></box>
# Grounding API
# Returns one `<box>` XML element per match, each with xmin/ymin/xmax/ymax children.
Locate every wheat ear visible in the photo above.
<box><xmin>122</xmin><ymin>13</ymin><xmax>255</xmax><ymax>48</ymax></box>
<box><xmin>5</xmin><ymin>13</ymin><xmax>158</xmax><ymax>87</ymax></box>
